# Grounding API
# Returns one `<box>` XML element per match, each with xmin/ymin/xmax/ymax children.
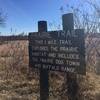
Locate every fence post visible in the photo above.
<box><xmin>62</xmin><ymin>13</ymin><xmax>79</xmax><ymax>100</ymax></box>
<box><xmin>38</xmin><ymin>21</ymin><xmax>49</xmax><ymax>100</ymax></box>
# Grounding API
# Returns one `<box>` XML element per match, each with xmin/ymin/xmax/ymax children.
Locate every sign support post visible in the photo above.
<box><xmin>62</xmin><ymin>13</ymin><xmax>79</xmax><ymax>100</ymax></box>
<box><xmin>38</xmin><ymin>21</ymin><xmax>49</xmax><ymax>100</ymax></box>
<box><xmin>29</xmin><ymin>13</ymin><xmax>85</xmax><ymax>100</ymax></box>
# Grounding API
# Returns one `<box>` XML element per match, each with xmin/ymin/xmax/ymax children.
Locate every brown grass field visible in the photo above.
<box><xmin>0</xmin><ymin>41</ymin><xmax>100</xmax><ymax>100</ymax></box>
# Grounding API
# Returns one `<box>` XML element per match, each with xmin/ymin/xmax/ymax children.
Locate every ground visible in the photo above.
<box><xmin>0</xmin><ymin>41</ymin><xmax>100</xmax><ymax>100</ymax></box>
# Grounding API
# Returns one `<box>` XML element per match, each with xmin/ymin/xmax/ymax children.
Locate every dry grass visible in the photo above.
<box><xmin>77</xmin><ymin>72</ymin><xmax>100</xmax><ymax>100</ymax></box>
<box><xmin>0</xmin><ymin>41</ymin><xmax>100</xmax><ymax>100</ymax></box>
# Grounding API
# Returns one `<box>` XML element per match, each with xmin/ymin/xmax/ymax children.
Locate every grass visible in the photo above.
<box><xmin>0</xmin><ymin>41</ymin><xmax>100</xmax><ymax>100</ymax></box>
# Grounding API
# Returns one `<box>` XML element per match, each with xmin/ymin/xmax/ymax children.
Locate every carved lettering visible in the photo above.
<box><xmin>59</xmin><ymin>47</ymin><xmax>78</xmax><ymax>52</ymax></box>
<box><xmin>50</xmin><ymin>46</ymin><xmax>58</xmax><ymax>51</ymax></box>
<box><xmin>66</xmin><ymin>60</ymin><xmax>80</xmax><ymax>66</ymax></box>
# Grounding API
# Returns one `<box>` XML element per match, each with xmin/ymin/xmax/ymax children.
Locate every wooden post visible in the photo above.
<box><xmin>38</xmin><ymin>21</ymin><xmax>49</xmax><ymax>100</ymax></box>
<box><xmin>62</xmin><ymin>13</ymin><xmax>79</xmax><ymax>100</ymax></box>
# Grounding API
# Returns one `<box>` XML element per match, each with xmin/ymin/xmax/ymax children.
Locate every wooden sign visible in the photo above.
<box><xmin>29</xmin><ymin>29</ymin><xmax>85</xmax><ymax>74</ymax></box>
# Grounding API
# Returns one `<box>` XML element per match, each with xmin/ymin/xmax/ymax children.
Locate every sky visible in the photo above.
<box><xmin>0</xmin><ymin>0</ymin><xmax>69</xmax><ymax>35</ymax></box>
<box><xmin>0</xmin><ymin>0</ymin><xmax>99</xmax><ymax>35</ymax></box>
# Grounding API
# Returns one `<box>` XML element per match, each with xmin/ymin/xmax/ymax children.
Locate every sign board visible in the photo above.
<box><xmin>29</xmin><ymin>29</ymin><xmax>85</xmax><ymax>74</ymax></box>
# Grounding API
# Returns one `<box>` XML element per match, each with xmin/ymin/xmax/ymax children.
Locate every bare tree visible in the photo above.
<box><xmin>59</xmin><ymin>1</ymin><xmax>100</xmax><ymax>99</ymax></box>
<box><xmin>60</xmin><ymin>0</ymin><xmax>100</xmax><ymax>72</ymax></box>
<box><xmin>0</xmin><ymin>9</ymin><xmax>6</xmax><ymax>27</ymax></box>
